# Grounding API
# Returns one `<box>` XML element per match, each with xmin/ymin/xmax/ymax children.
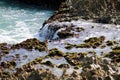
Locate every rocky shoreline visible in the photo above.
<box><xmin>0</xmin><ymin>37</ymin><xmax>120</xmax><ymax>80</ymax></box>
<box><xmin>44</xmin><ymin>0</ymin><xmax>120</xmax><ymax>24</ymax></box>
<box><xmin>0</xmin><ymin>0</ymin><xmax>120</xmax><ymax>80</ymax></box>
<box><xmin>1</xmin><ymin>21</ymin><xmax>120</xmax><ymax>80</ymax></box>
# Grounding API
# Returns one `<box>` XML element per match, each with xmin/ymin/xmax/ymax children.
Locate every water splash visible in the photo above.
<box><xmin>0</xmin><ymin>0</ymin><xmax>53</xmax><ymax>44</ymax></box>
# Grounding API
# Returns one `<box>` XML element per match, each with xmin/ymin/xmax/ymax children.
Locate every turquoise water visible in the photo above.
<box><xmin>0</xmin><ymin>0</ymin><xmax>53</xmax><ymax>43</ymax></box>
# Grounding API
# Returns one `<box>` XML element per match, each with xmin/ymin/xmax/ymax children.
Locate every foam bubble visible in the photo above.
<box><xmin>0</xmin><ymin>0</ymin><xmax>53</xmax><ymax>44</ymax></box>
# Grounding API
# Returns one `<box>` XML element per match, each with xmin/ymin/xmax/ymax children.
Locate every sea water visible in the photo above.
<box><xmin>0</xmin><ymin>0</ymin><xmax>53</xmax><ymax>43</ymax></box>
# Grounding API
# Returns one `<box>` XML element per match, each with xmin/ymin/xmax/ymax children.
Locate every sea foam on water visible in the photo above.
<box><xmin>0</xmin><ymin>0</ymin><xmax>53</xmax><ymax>43</ymax></box>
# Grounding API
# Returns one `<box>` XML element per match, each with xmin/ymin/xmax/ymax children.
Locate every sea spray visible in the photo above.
<box><xmin>39</xmin><ymin>21</ymin><xmax>74</xmax><ymax>41</ymax></box>
<box><xmin>0</xmin><ymin>0</ymin><xmax>53</xmax><ymax>43</ymax></box>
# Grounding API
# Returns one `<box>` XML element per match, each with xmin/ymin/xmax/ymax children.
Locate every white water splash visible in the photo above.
<box><xmin>1</xmin><ymin>49</ymin><xmax>47</xmax><ymax>68</ymax></box>
<box><xmin>42</xmin><ymin>20</ymin><xmax>120</xmax><ymax>56</ymax></box>
<box><xmin>0</xmin><ymin>0</ymin><xmax>53</xmax><ymax>44</ymax></box>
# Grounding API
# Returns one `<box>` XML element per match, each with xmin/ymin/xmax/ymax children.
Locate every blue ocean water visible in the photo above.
<box><xmin>0</xmin><ymin>0</ymin><xmax>53</xmax><ymax>43</ymax></box>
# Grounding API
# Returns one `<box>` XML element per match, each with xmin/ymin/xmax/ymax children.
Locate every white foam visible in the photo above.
<box><xmin>42</xmin><ymin>57</ymin><xmax>68</xmax><ymax>66</ymax></box>
<box><xmin>1</xmin><ymin>49</ymin><xmax>47</xmax><ymax>68</ymax></box>
<box><xmin>45</xmin><ymin>20</ymin><xmax>120</xmax><ymax>56</ymax></box>
<box><xmin>0</xmin><ymin>2</ymin><xmax>53</xmax><ymax>44</ymax></box>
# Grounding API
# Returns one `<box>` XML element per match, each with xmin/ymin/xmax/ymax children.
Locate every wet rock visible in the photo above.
<box><xmin>74</xmin><ymin>65</ymin><xmax>81</xmax><ymax>70</ymax></box>
<box><xmin>100</xmin><ymin>44</ymin><xmax>106</xmax><ymax>49</ymax></box>
<box><xmin>1</xmin><ymin>62</ymin><xmax>8</xmax><ymax>68</ymax></box>
<box><xmin>15</xmin><ymin>54</ymin><xmax>20</xmax><ymax>59</ymax></box>
<box><xmin>74</xmin><ymin>27</ymin><xmax>85</xmax><ymax>32</ymax></box>
<box><xmin>81</xmin><ymin>66</ymin><xmax>106</xmax><ymax>80</ymax></box>
<box><xmin>0</xmin><ymin>43</ymin><xmax>11</xmax><ymax>58</ymax></box>
<box><xmin>65</xmin><ymin>43</ymin><xmax>75</xmax><ymax>49</ymax></box>
<box><xmin>112</xmin><ymin>74</ymin><xmax>120</xmax><ymax>80</ymax></box>
<box><xmin>0</xmin><ymin>51</ymin><xmax>119</xmax><ymax>80</ymax></box>
<box><xmin>65</xmin><ymin>43</ymin><xmax>91</xmax><ymax>49</ymax></box>
<box><xmin>22</xmin><ymin>64</ymin><xmax>36</xmax><ymax>73</ymax></box>
<box><xmin>0</xmin><ymin>61</ymin><xmax>16</xmax><ymax>68</ymax></box>
<box><xmin>112</xmin><ymin>46</ymin><xmax>120</xmax><ymax>50</ymax></box>
<box><xmin>48</xmin><ymin>48</ymin><xmax>64</xmax><ymax>57</ymax></box>
<box><xmin>17</xmin><ymin>69</ymin><xmax>58</xmax><ymax>80</ymax></box>
<box><xmin>65</xmin><ymin>36</ymin><xmax>105</xmax><ymax>49</ymax></box>
<box><xmin>11</xmin><ymin>38</ymin><xmax>46</xmax><ymax>51</ymax></box>
<box><xmin>106</xmin><ymin>40</ymin><xmax>117</xmax><ymax>46</ymax></box>
<box><xmin>43</xmin><ymin>1</ymin><xmax>79</xmax><ymax>24</ymax></box>
<box><xmin>81</xmin><ymin>36</ymin><xmax>105</xmax><ymax>48</ymax></box>
<box><xmin>41</xmin><ymin>61</ymin><xmax>54</xmax><ymax>67</ymax></box>
<box><xmin>40</xmin><ymin>23</ymin><xmax>75</xmax><ymax>40</ymax></box>
<box><xmin>22</xmin><ymin>57</ymin><xmax>43</xmax><ymax>68</ymax></box>
<box><xmin>57</xmin><ymin>31</ymin><xmax>74</xmax><ymax>39</ymax></box>
<box><xmin>91</xmin><ymin>76</ymin><xmax>104</xmax><ymax>80</ymax></box>
<box><xmin>64</xmin><ymin>52</ymin><xmax>87</xmax><ymax>66</ymax></box>
<box><xmin>104</xmin><ymin>75</ymin><xmax>114</xmax><ymax>80</ymax></box>
<box><xmin>96</xmin><ymin>17</ymin><xmax>112</xmax><ymax>24</ymax></box>
<box><xmin>105</xmin><ymin>46</ymin><xmax>120</xmax><ymax>63</ymax></box>
<box><xmin>61</xmin><ymin>70</ymin><xmax>82</xmax><ymax>80</ymax></box>
<box><xmin>27</xmin><ymin>70</ymin><xmax>43</xmax><ymax>80</ymax></box>
<box><xmin>41</xmin><ymin>0</ymin><xmax>120</xmax><ymax>28</ymax></box>
<box><xmin>71</xmin><ymin>0</ymin><xmax>120</xmax><ymax>24</ymax></box>
<box><xmin>75</xmin><ymin>43</ymin><xmax>91</xmax><ymax>48</ymax></box>
<box><xmin>58</xmin><ymin>64</ymin><xmax>69</xmax><ymax>69</ymax></box>
<box><xmin>84</xmin><ymin>36</ymin><xmax>105</xmax><ymax>43</ymax></box>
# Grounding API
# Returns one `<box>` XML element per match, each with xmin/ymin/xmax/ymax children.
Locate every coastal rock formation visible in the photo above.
<box><xmin>1</xmin><ymin>50</ymin><xmax>120</xmax><ymax>80</ymax></box>
<box><xmin>39</xmin><ymin>1</ymin><xmax>79</xmax><ymax>40</ymax></box>
<box><xmin>71</xmin><ymin>0</ymin><xmax>120</xmax><ymax>24</ymax></box>
<box><xmin>0</xmin><ymin>0</ymin><xmax>120</xmax><ymax>80</ymax></box>
<box><xmin>43</xmin><ymin>0</ymin><xmax>120</xmax><ymax>24</ymax></box>
<box><xmin>39</xmin><ymin>0</ymin><xmax>120</xmax><ymax>40</ymax></box>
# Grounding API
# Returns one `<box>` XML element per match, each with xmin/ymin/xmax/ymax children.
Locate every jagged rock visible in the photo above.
<box><xmin>48</xmin><ymin>48</ymin><xmax>64</xmax><ymax>57</ymax></box>
<box><xmin>106</xmin><ymin>40</ymin><xmax>117</xmax><ymax>46</ymax></box>
<box><xmin>91</xmin><ymin>75</ymin><xmax>102</xmax><ymax>80</ymax></box>
<box><xmin>64</xmin><ymin>52</ymin><xmax>87</xmax><ymax>66</ymax></box>
<box><xmin>58</xmin><ymin>64</ymin><xmax>70</xmax><ymax>68</ymax></box>
<box><xmin>105</xmin><ymin>46</ymin><xmax>120</xmax><ymax>63</ymax></box>
<box><xmin>71</xmin><ymin>0</ymin><xmax>120</xmax><ymax>24</ymax></box>
<box><xmin>0</xmin><ymin>61</ymin><xmax>16</xmax><ymax>68</ymax></box>
<box><xmin>61</xmin><ymin>70</ymin><xmax>82</xmax><ymax>80</ymax></box>
<box><xmin>0</xmin><ymin>43</ymin><xmax>11</xmax><ymax>58</ymax></box>
<box><xmin>11</xmin><ymin>38</ymin><xmax>47</xmax><ymax>51</ymax></box>
<box><xmin>57</xmin><ymin>30</ymin><xmax>74</xmax><ymax>39</ymax></box>
<box><xmin>42</xmin><ymin>0</ymin><xmax>120</xmax><ymax>25</ymax></box>
<box><xmin>41</xmin><ymin>61</ymin><xmax>54</xmax><ymax>67</ymax></box>
<box><xmin>43</xmin><ymin>1</ymin><xmax>79</xmax><ymax>24</ymax></box>
<box><xmin>65</xmin><ymin>36</ymin><xmax>105</xmax><ymax>49</ymax></box>
<box><xmin>112</xmin><ymin>74</ymin><xmax>120</xmax><ymax>80</ymax></box>
<box><xmin>104</xmin><ymin>75</ymin><xmax>114</xmax><ymax>80</ymax></box>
